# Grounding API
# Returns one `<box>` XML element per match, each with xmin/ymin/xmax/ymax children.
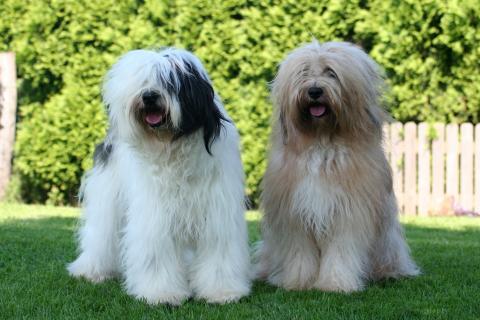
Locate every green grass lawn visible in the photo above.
<box><xmin>0</xmin><ymin>203</ymin><xmax>479</xmax><ymax>319</ymax></box>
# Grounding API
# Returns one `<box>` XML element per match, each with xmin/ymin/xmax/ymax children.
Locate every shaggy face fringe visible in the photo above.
<box><xmin>256</xmin><ymin>41</ymin><xmax>419</xmax><ymax>292</ymax></box>
<box><xmin>271</xmin><ymin>41</ymin><xmax>388</xmax><ymax>148</ymax></box>
<box><xmin>68</xmin><ymin>48</ymin><xmax>251</xmax><ymax>305</ymax></box>
<box><xmin>102</xmin><ymin>48</ymin><xmax>227</xmax><ymax>154</ymax></box>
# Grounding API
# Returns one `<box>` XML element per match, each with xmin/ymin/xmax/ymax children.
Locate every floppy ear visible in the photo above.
<box><xmin>271</xmin><ymin>73</ymin><xmax>290</xmax><ymax>145</ymax></box>
<box><xmin>174</xmin><ymin>62</ymin><xmax>228</xmax><ymax>155</ymax></box>
<box><xmin>279</xmin><ymin>109</ymin><xmax>289</xmax><ymax>145</ymax></box>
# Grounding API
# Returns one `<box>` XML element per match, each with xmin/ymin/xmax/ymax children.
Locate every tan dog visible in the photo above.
<box><xmin>256</xmin><ymin>41</ymin><xmax>419</xmax><ymax>292</ymax></box>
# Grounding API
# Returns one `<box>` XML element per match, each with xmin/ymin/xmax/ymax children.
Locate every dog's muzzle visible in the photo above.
<box><xmin>144</xmin><ymin>108</ymin><xmax>166</xmax><ymax>127</ymax></box>
<box><xmin>141</xmin><ymin>91</ymin><xmax>167</xmax><ymax>128</ymax></box>
<box><xmin>304</xmin><ymin>87</ymin><xmax>330</xmax><ymax>119</ymax></box>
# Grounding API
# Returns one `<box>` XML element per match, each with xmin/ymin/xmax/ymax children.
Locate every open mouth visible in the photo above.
<box><xmin>307</xmin><ymin>103</ymin><xmax>330</xmax><ymax>118</ymax></box>
<box><xmin>309</xmin><ymin>105</ymin><xmax>328</xmax><ymax>118</ymax></box>
<box><xmin>144</xmin><ymin>108</ymin><xmax>167</xmax><ymax>128</ymax></box>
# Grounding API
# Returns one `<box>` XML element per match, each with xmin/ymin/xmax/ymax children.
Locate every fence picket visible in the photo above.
<box><xmin>475</xmin><ymin>124</ymin><xmax>480</xmax><ymax>213</ymax></box>
<box><xmin>417</xmin><ymin>123</ymin><xmax>430</xmax><ymax>216</ymax></box>
<box><xmin>390</xmin><ymin>123</ymin><xmax>404</xmax><ymax>214</ymax></box>
<box><xmin>446</xmin><ymin>124</ymin><xmax>459</xmax><ymax>210</ymax></box>
<box><xmin>460</xmin><ymin>123</ymin><xmax>474</xmax><ymax>212</ymax></box>
<box><xmin>383</xmin><ymin>124</ymin><xmax>391</xmax><ymax>161</ymax></box>
<box><xmin>431</xmin><ymin>123</ymin><xmax>445</xmax><ymax>215</ymax></box>
<box><xmin>404</xmin><ymin>122</ymin><xmax>417</xmax><ymax>215</ymax></box>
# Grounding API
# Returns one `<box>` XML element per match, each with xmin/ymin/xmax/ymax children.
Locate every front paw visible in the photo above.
<box><xmin>197</xmin><ymin>287</ymin><xmax>249</xmax><ymax>304</ymax></box>
<box><xmin>67</xmin><ymin>255</ymin><xmax>115</xmax><ymax>283</ymax></box>
<box><xmin>314</xmin><ymin>269</ymin><xmax>364</xmax><ymax>293</ymax></box>
<box><xmin>192</xmin><ymin>269</ymin><xmax>251</xmax><ymax>303</ymax></box>
<box><xmin>137</xmin><ymin>291</ymin><xmax>190</xmax><ymax>306</ymax></box>
<box><xmin>126</xmin><ymin>275</ymin><xmax>191</xmax><ymax>306</ymax></box>
<box><xmin>192</xmin><ymin>273</ymin><xmax>250</xmax><ymax>304</ymax></box>
<box><xmin>267</xmin><ymin>254</ymin><xmax>319</xmax><ymax>290</ymax></box>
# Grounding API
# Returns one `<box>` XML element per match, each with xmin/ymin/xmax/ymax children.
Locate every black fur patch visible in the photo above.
<box><xmin>93</xmin><ymin>141</ymin><xmax>113</xmax><ymax>167</ymax></box>
<box><xmin>173</xmin><ymin>60</ymin><xmax>228</xmax><ymax>155</ymax></box>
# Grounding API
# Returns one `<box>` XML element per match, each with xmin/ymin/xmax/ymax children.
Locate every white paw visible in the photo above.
<box><xmin>136</xmin><ymin>291</ymin><xmax>190</xmax><ymax>306</ymax></box>
<box><xmin>67</xmin><ymin>255</ymin><xmax>115</xmax><ymax>283</ymax></box>
<box><xmin>126</xmin><ymin>276</ymin><xmax>191</xmax><ymax>306</ymax></box>
<box><xmin>197</xmin><ymin>289</ymin><xmax>249</xmax><ymax>304</ymax></box>
<box><xmin>194</xmin><ymin>280</ymin><xmax>251</xmax><ymax>304</ymax></box>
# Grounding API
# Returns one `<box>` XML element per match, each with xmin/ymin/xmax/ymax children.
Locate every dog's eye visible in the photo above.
<box><xmin>300</xmin><ymin>64</ymin><xmax>310</xmax><ymax>74</ymax></box>
<box><xmin>325</xmin><ymin>68</ymin><xmax>337</xmax><ymax>79</ymax></box>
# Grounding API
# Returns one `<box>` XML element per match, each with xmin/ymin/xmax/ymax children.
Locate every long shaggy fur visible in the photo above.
<box><xmin>67</xmin><ymin>48</ymin><xmax>251</xmax><ymax>304</ymax></box>
<box><xmin>256</xmin><ymin>41</ymin><xmax>419</xmax><ymax>292</ymax></box>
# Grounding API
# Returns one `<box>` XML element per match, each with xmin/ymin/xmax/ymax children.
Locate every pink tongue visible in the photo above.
<box><xmin>145</xmin><ymin>113</ymin><xmax>163</xmax><ymax>125</ymax></box>
<box><xmin>309</xmin><ymin>105</ymin><xmax>327</xmax><ymax>117</ymax></box>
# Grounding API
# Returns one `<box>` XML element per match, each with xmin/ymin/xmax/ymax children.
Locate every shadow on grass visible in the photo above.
<box><xmin>0</xmin><ymin>216</ymin><xmax>479</xmax><ymax>319</ymax></box>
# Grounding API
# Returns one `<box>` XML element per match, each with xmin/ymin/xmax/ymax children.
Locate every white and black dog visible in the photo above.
<box><xmin>67</xmin><ymin>48</ymin><xmax>251</xmax><ymax>305</ymax></box>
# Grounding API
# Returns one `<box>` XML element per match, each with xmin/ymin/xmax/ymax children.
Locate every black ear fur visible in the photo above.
<box><xmin>173</xmin><ymin>61</ymin><xmax>228</xmax><ymax>155</ymax></box>
<box><xmin>93</xmin><ymin>141</ymin><xmax>113</xmax><ymax>167</ymax></box>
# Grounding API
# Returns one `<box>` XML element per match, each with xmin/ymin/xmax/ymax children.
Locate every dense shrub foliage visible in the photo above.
<box><xmin>1</xmin><ymin>0</ymin><xmax>479</xmax><ymax>205</ymax></box>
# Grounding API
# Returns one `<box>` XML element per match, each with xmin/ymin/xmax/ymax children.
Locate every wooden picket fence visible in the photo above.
<box><xmin>383</xmin><ymin>122</ymin><xmax>480</xmax><ymax>216</ymax></box>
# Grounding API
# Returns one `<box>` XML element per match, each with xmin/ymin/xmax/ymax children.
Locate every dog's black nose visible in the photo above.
<box><xmin>142</xmin><ymin>91</ymin><xmax>159</xmax><ymax>104</ymax></box>
<box><xmin>308</xmin><ymin>87</ymin><xmax>323</xmax><ymax>99</ymax></box>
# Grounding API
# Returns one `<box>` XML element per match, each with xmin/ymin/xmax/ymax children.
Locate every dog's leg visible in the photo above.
<box><xmin>259</xmin><ymin>224</ymin><xmax>320</xmax><ymax>290</ymax></box>
<box><xmin>190</xmin><ymin>181</ymin><xmax>251</xmax><ymax>303</ymax></box>
<box><xmin>372</xmin><ymin>196</ymin><xmax>420</xmax><ymax>279</ymax></box>
<box><xmin>67</xmin><ymin>167</ymin><xmax>120</xmax><ymax>283</ymax></box>
<box><xmin>374</xmin><ymin>220</ymin><xmax>420</xmax><ymax>279</ymax></box>
<box><xmin>190</xmin><ymin>220</ymin><xmax>251</xmax><ymax>303</ymax></box>
<box><xmin>122</xmin><ymin>198</ymin><xmax>190</xmax><ymax>305</ymax></box>
<box><xmin>314</xmin><ymin>225</ymin><xmax>370</xmax><ymax>292</ymax></box>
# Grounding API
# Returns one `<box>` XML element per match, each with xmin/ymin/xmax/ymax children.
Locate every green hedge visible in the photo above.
<box><xmin>1</xmin><ymin>0</ymin><xmax>479</xmax><ymax>205</ymax></box>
